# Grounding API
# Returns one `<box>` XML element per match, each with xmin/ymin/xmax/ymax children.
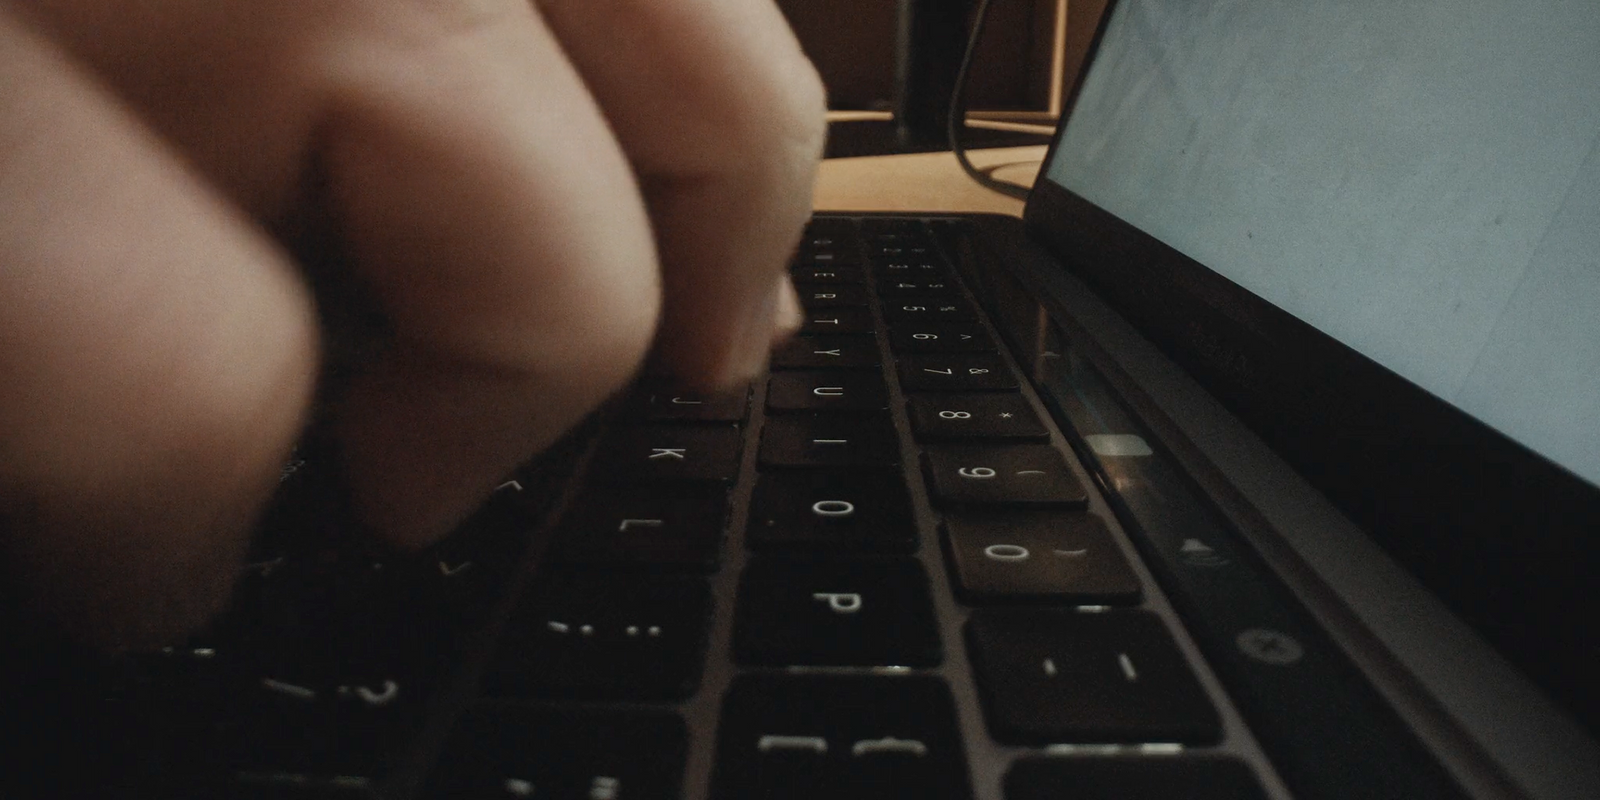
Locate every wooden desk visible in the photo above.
<box><xmin>812</xmin><ymin>145</ymin><xmax>1048</xmax><ymax>217</ymax></box>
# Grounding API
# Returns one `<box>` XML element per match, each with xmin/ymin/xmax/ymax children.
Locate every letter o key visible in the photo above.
<box><xmin>984</xmin><ymin>544</ymin><xmax>1031</xmax><ymax>561</ymax></box>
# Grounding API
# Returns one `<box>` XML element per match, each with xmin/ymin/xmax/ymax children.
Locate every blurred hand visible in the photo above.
<box><xmin>0</xmin><ymin>0</ymin><xmax>823</xmax><ymax>648</ymax></box>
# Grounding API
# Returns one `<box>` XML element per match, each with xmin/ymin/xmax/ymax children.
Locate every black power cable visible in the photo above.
<box><xmin>947</xmin><ymin>0</ymin><xmax>1033</xmax><ymax>200</ymax></box>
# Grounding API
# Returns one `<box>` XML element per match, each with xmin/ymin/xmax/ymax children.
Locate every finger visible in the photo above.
<box><xmin>536</xmin><ymin>0</ymin><xmax>827</xmax><ymax>389</ymax></box>
<box><xmin>0</xmin><ymin>14</ymin><xmax>317</xmax><ymax>648</ymax></box>
<box><xmin>317</xmin><ymin>1</ymin><xmax>660</xmax><ymax>544</ymax></box>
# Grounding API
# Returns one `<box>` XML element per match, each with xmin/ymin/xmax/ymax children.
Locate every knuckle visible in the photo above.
<box><xmin>734</xmin><ymin>51</ymin><xmax>829</xmax><ymax>165</ymax></box>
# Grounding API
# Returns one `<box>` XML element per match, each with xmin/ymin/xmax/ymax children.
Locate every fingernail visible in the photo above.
<box><xmin>773</xmin><ymin>277</ymin><xmax>802</xmax><ymax>340</ymax></box>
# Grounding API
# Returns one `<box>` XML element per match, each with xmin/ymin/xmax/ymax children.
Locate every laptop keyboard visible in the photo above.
<box><xmin>6</xmin><ymin>216</ymin><xmax>1288</xmax><ymax>799</ymax></box>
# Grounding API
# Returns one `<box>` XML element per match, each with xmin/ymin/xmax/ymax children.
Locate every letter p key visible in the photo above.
<box><xmin>812</xmin><ymin>592</ymin><xmax>863</xmax><ymax>614</ymax></box>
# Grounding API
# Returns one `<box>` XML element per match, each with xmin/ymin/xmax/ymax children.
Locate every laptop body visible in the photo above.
<box><xmin>984</xmin><ymin>0</ymin><xmax>1600</xmax><ymax>796</ymax></box>
<box><xmin>3</xmin><ymin>0</ymin><xmax>1597</xmax><ymax>798</ymax></box>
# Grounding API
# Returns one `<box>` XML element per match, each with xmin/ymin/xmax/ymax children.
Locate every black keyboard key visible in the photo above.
<box><xmin>795</xmin><ymin>252</ymin><xmax>854</xmax><ymax>270</ymax></box>
<box><xmin>413</xmin><ymin>481</ymin><xmax>546</xmax><ymax>615</ymax></box>
<box><xmin>209</xmin><ymin>701</ymin><xmax>408</xmax><ymax>790</ymax></box>
<box><xmin>426</xmin><ymin>706</ymin><xmax>686</xmax><ymax>800</ymax></box>
<box><xmin>185</xmin><ymin>588</ymin><xmax>431</xmax><ymax>780</ymax></box>
<box><xmin>907</xmin><ymin>393</ymin><xmax>1049</xmax><ymax>441</ymax></box>
<box><xmin>872</xmin><ymin>261</ymin><xmax>945</xmax><ymax>281</ymax></box>
<box><xmin>555</xmin><ymin>482</ymin><xmax>727</xmax><ymax>571</ymax></box>
<box><xmin>967</xmin><ymin>609</ymin><xmax>1221</xmax><ymax>743</ymax></box>
<box><xmin>897</xmin><ymin>355</ymin><xmax>1018</xmax><ymax>392</ymax></box>
<box><xmin>796</xmin><ymin>232</ymin><xmax>859</xmax><ymax>266</ymax></box>
<box><xmin>639</xmin><ymin>383</ymin><xmax>750</xmax><ymax>423</ymax></box>
<box><xmin>797</xmin><ymin>235</ymin><xmax>860</xmax><ymax>266</ymax></box>
<box><xmin>227</xmin><ymin>775</ymin><xmax>380</xmax><ymax>799</ymax></box>
<box><xmin>801</xmin><ymin>307</ymin><xmax>875</xmax><ymax>335</ymax></box>
<box><xmin>867</xmin><ymin>244</ymin><xmax>937</xmax><ymax>264</ymax></box>
<box><xmin>591</xmin><ymin>424</ymin><xmax>743</xmax><ymax>483</ymax></box>
<box><xmin>792</xmin><ymin>264</ymin><xmax>865</xmax><ymax>284</ymax></box>
<box><xmin>943</xmin><ymin>511</ymin><xmax>1141</xmax><ymax>603</ymax></box>
<box><xmin>772</xmin><ymin>336</ymin><xmax>882</xmax><ymax>370</ymax></box>
<box><xmin>1005</xmin><ymin>757</ymin><xmax>1268</xmax><ymax>800</ymax></box>
<box><xmin>804</xmin><ymin>216</ymin><xmax>857</xmax><ymax>243</ymax></box>
<box><xmin>735</xmin><ymin>559</ymin><xmax>940</xmax><ymax>667</ymax></box>
<box><xmin>767</xmin><ymin>372</ymin><xmax>889</xmax><ymax>413</ymax></box>
<box><xmin>922</xmin><ymin>445</ymin><xmax>1088</xmax><ymax>507</ymax></box>
<box><xmin>882</xmin><ymin>299</ymin><xmax>978</xmax><ymax>325</ymax></box>
<box><xmin>484</xmin><ymin>575</ymin><xmax>712</xmax><ymax>700</ymax></box>
<box><xmin>875</xmin><ymin>277</ymin><xmax>960</xmax><ymax>299</ymax></box>
<box><xmin>747</xmin><ymin>472</ymin><xmax>917</xmax><ymax>554</ymax></box>
<box><xmin>713</xmin><ymin>675</ymin><xmax>971</xmax><ymax>800</ymax></box>
<box><xmin>759</xmin><ymin>415</ymin><xmax>899</xmax><ymax>470</ymax></box>
<box><xmin>888</xmin><ymin>324</ymin><xmax>996</xmax><ymax>354</ymax></box>
<box><xmin>860</xmin><ymin>217</ymin><xmax>928</xmax><ymax>237</ymax></box>
<box><xmin>795</xmin><ymin>283</ymin><xmax>869</xmax><ymax>308</ymax></box>
<box><xmin>215</xmin><ymin>551</ymin><xmax>468</xmax><ymax>699</ymax></box>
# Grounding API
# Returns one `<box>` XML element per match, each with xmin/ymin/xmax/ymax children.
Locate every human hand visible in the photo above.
<box><xmin>0</xmin><ymin>0</ymin><xmax>824</xmax><ymax>648</ymax></box>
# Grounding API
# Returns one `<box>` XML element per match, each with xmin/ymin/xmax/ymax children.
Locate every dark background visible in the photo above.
<box><xmin>776</xmin><ymin>0</ymin><xmax>1082</xmax><ymax>113</ymax></box>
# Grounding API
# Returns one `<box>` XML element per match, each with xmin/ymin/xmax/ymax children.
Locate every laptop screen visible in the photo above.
<box><xmin>1044</xmin><ymin>0</ymin><xmax>1600</xmax><ymax>488</ymax></box>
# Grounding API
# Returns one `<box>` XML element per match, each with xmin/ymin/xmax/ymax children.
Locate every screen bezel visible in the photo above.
<box><xmin>1022</xmin><ymin>0</ymin><xmax>1600</xmax><ymax>730</ymax></box>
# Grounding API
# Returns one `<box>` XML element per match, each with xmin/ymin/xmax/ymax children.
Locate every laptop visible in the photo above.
<box><xmin>5</xmin><ymin>0</ymin><xmax>1597</xmax><ymax>797</ymax></box>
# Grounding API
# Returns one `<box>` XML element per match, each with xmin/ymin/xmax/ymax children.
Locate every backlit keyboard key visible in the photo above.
<box><xmin>907</xmin><ymin>393</ymin><xmax>1049</xmax><ymax>441</ymax></box>
<box><xmin>943</xmin><ymin>511</ymin><xmax>1141</xmax><ymax>603</ymax></box>
<box><xmin>801</xmin><ymin>307</ymin><xmax>876</xmax><ymax>335</ymax></box>
<box><xmin>882</xmin><ymin>299</ymin><xmax>978</xmax><ymax>325</ymax></box>
<box><xmin>713</xmin><ymin>675</ymin><xmax>971</xmax><ymax>800</ymax></box>
<box><xmin>922</xmin><ymin>446</ymin><xmax>1088</xmax><ymax>507</ymax></box>
<box><xmin>555</xmin><ymin>482</ymin><xmax>727</xmax><ymax>571</ymax></box>
<box><xmin>966</xmin><ymin>609</ymin><xmax>1220</xmax><ymax>744</ymax></box>
<box><xmin>748</xmin><ymin>471</ymin><xmax>917</xmax><ymax>554</ymax></box>
<box><xmin>591</xmin><ymin>425</ymin><xmax>743</xmax><ymax>483</ymax></box>
<box><xmin>772</xmin><ymin>336</ymin><xmax>882</xmax><ymax>370</ymax></box>
<box><xmin>1005</xmin><ymin>757</ymin><xmax>1267</xmax><ymax>800</ymax></box>
<box><xmin>734</xmin><ymin>559</ymin><xmax>940</xmax><ymax>667</ymax></box>
<box><xmin>759</xmin><ymin>415</ymin><xmax>899</xmax><ymax>470</ymax></box>
<box><xmin>888</xmin><ymin>324</ymin><xmax>996</xmax><ymax>354</ymax></box>
<box><xmin>484</xmin><ymin>575</ymin><xmax>712</xmax><ymax>700</ymax></box>
<box><xmin>795</xmin><ymin>283</ymin><xmax>870</xmax><ymax>308</ymax></box>
<box><xmin>767</xmin><ymin>372</ymin><xmax>889</xmax><ymax>413</ymax></box>
<box><xmin>897</xmin><ymin>355</ymin><xmax>1019</xmax><ymax>392</ymax></box>
<box><xmin>427</xmin><ymin>706</ymin><xmax>687</xmax><ymax>799</ymax></box>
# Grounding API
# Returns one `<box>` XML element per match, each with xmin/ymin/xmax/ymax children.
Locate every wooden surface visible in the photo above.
<box><xmin>812</xmin><ymin>145</ymin><xmax>1049</xmax><ymax>217</ymax></box>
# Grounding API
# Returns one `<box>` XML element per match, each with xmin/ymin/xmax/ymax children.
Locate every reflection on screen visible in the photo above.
<box><xmin>1048</xmin><ymin>0</ymin><xmax>1600</xmax><ymax>486</ymax></box>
